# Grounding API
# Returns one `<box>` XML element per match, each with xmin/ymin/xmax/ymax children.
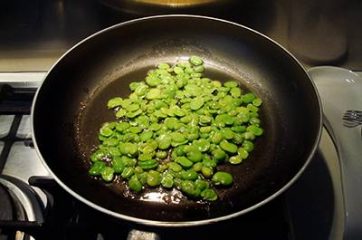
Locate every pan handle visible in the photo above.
<box><xmin>127</xmin><ymin>229</ymin><xmax>160</xmax><ymax>240</ymax></box>
<box><xmin>308</xmin><ymin>67</ymin><xmax>362</xmax><ymax>239</ymax></box>
<box><xmin>331</xmin><ymin>124</ymin><xmax>362</xmax><ymax>239</ymax></box>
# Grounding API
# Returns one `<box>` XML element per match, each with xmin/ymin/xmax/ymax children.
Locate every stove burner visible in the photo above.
<box><xmin>0</xmin><ymin>175</ymin><xmax>44</xmax><ymax>240</ymax></box>
<box><xmin>0</xmin><ymin>178</ymin><xmax>26</xmax><ymax>240</ymax></box>
<box><xmin>0</xmin><ymin>183</ymin><xmax>14</xmax><ymax>221</ymax></box>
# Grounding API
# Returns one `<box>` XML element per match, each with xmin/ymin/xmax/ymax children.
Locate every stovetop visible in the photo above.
<box><xmin>1</xmin><ymin>0</ymin><xmax>361</xmax><ymax>239</ymax></box>
<box><xmin>0</xmin><ymin>73</ymin><xmax>343</xmax><ymax>239</ymax></box>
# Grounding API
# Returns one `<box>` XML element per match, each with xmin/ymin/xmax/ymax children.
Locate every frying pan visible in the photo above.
<box><xmin>31</xmin><ymin>15</ymin><xmax>322</xmax><ymax>226</ymax></box>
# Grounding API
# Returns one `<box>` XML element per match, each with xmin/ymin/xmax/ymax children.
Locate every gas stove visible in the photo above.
<box><xmin>0</xmin><ymin>73</ymin><xmax>343</xmax><ymax>239</ymax></box>
<box><xmin>1</xmin><ymin>0</ymin><xmax>362</xmax><ymax>239</ymax></box>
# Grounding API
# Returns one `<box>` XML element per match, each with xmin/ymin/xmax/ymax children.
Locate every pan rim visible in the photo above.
<box><xmin>31</xmin><ymin>14</ymin><xmax>323</xmax><ymax>227</ymax></box>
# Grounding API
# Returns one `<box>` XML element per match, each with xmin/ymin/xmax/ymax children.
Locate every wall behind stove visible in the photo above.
<box><xmin>0</xmin><ymin>0</ymin><xmax>361</xmax><ymax>71</ymax></box>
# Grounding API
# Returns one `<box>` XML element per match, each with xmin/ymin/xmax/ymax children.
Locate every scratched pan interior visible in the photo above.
<box><xmin>32</xmin><ymin>15</ymin><xmax>321</xmax><ymax>224</ymax></box>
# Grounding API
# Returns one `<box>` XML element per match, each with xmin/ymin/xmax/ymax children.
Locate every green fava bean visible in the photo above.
<box><xmin>237</xmin><ymin>147</ymin><xmax>249</xmax><ymax>160</ymax></box>
<box><xmin>120</xmin><ymin>142</ymin><xmax>138</xmax><ymax>156</ymax></box>
<box><xmin>120</xmin><ymin>156</ymin><xmax>136</xmax><ymax>167</ymax></box>
<box><xmin>190</xmin><ymin>56</ymin><xmax>203</xmax><ymax>66</ymax></box>
<box><xmin>180</xmin><ymin>180</ymin><xmax>201</xmax><ymax>198</ymax></box>
<box><xmin>250</xmin><ymin>117</ymin><xmax>261</xmax><ymax>125</ymax></box>
<box><xmin>220</xmin><ymin>128</ymin><xmax>235</xmax><ymax>140</ymax></box>
<box><xmin>137</xmin><ymin>172</ymin><xmax>148</xmax><ymax>185</ymax></box>
<box><xmin>220</xmin><ymin>140</ymin><xmax>238</xmax><ymax>153</ymax></box>
<box><xmin>112</xmin><ymin>157</ymin><xmax>125</xmax><ymax>173</ymax></box>
<box><xmin>89</xmin><ymin>161</ymin><xmax>106</xmax><ymax>176</ymax></box>
<box><xmin>135</xmin><ymin>84</ymin><xmax>148</xmax><ymax>96</ymax></box>
<box><xmin>116</xmin><ymin>122</ymin><xmax>130</xmax><ymax>132</ymax></box>
<box><xmin>201</xmin><ymin>188</ymin><xmax>218</xmax><ymax>201</ymax></box>
<box><xmin>128</xmin><ymin>126</ymin><xmax>142</xmax><ymax>134</ymax></box>
<box><xmin>171</xmin><ymin>132</ymin><xmax>187</xmax><ymax>146</ymax></box>
<box><xmin>125</xmin><ymin>104</ymin><xmax>140</xmax><ymax>112</ymax></box>
<box><xmin>146</xmin><ymin>89</ymin><xmax>161</xmax><ymax>99</ymax></box>
<box><xmin>229</xmin><ymin>155</ymin><xmax>243</xmax><ymax>164</ymax></box>
<box><xmin>174</xmin><ymin>145</ymin><xmax>186</xmax><ymax>156</ymax></box>
<box><xmin>157</xmin><ymin>163</ymin><xmax>168</xmax><ymax>173</ymax></box>
<box><xmin>174</xmin><ymin>66</ymin><xmax>184</xmax><ymax>75</ymax></box>
<box><xmin>128</xmin><ymin>175</ymin><xmax>143</xmax><ymax>192</ymax></box>
<box><xmin>194</xmin><ymin>139</ymin><xmax>210</xmax><ymax>152</ymax></box>
<box><xmin>186</xmin><ymin>148</ymin><xmax>203</xmax><ymax>162</ymax></box>
<box><xmin>101</xmin><ymin>167</ymin><xmax>114</xmax><ymax>182</ymax></box>
<box><xmin>126</xmin><ymin>109</ymin><xmax>142</xmax><ymax>119</ymax></box>
<box><xmin>138</xmin><ymin>159</ymin><xmax>158</xmax><ymax>170</ymax></box>
<box><xmin>147</xmin><ymin>170</ymin><xmax>161</xmax><ymax>187</ymax></box>
<box><xmin>231</xmin><ymin>125</ymin><xmax>246</xmax><ymax>133</ymax></box>
<box><xmin>108</xmin><ymin>147</ymin><xmax>121</xmax><ymax>157</ymax></box>
<box><xmin>146</xmin><ymin>75</ymin><xmax>161</xmax><ymax>86</ymax></box>
<box><xmin>247</xmin><ymin>125</ymin><xmax>264</xmax><ymax>136</ymax></box>
<box><xmin>156</xmin><ymin>150</ymin><xmax>168</xmax><ymax>159</ymax></box>
<box><xmin>195</xmin><ymin>179</ymin><xmax>209</xmax><ymax>191</ymax></box>
<box><xmin>252</xmin><ymin>98</ymin><xmax>263</xmax><ymax>107</ymax></box>
<box><xmin>107</xmin><ymin>97</ymin><xmax>123</xmax><ymax>109</ymax></box>
<box><xmin>157</xmin><ymin>134</ymin><xmax>172</xmax><ymax>150</ymax></box>
<box><xmin>116</xmin><ymin>109</ymin><xmax>127</xmax><ymax>118</ymax></box>
<box><xmin>173</xmin><ymin>178</ymin><xmax>182</xmax><ymax>188</ymax></box>
<box><xmin>192</xmin><ymin>162</ymin><xmax>203</xmax><ymax>172</ymax></box>
<box><xmin>161</xmin><ymin>174</ymin><xmax>174</xmax><ymax>189</ymax></box>
<box><xmin>224</xmin><ymin>81</ymin><xmax>238</xmax><ymax>88</ymax></box>
<box><xmin>244</xmin><ymin>131</ymin><xmax>256</xmax><ymax>140</ymax></box>
<box><xmin>199</xmin><ymin>126</ymin><xmax>212</xmax><ymax>134</ymax></box>
<box><xmin>140</xmin><ymin>131</ymin><xmax>153</xmax><ymax>142</ymax></box>
<box><xmin>141</xmin><ymin>140</ymin><xmax>158</xmax><ymax>153</ymax></box>
<box><xmin>166</xmin><ymin>162</ymin><xmax>181</xmax><ymax>172</ymax></box>
<box><xmin>121</xmin><ymin>167</ymin><xmax>134</xmax><ymax>179</ymax></box>
<box><xmin>199</xmin><ymin>115</ymin><xmax>212</xmax><ymax>124</ymax></box>
<box><xmin>212</xmin><ymin>171</ymin><xmax>233</xmax><ymax>186</ymax></box>
<box><xmin>134</xmin><ymin>166</ymin><xmax>144</xmax><ymax>174</ymax></box>
<box><xmin>201</xmin><ymin>166</ymin><xmax>214</xmax><ymax>178</ymax></box>
<box><xmin>158</xmin><ymin>63</ymin><xmax>170</xmax><ymax>69</ymax></box>
<box><xmin>181</xmin><ymin>170</ymin><xmax>198</xmax><ymax>181</ymax></box>
<box><xmin>129</xmin><ymin>82</ymin><xmax>140</xmax><ymax>91</ymax></box>
<box><xmin>230</xmin><ymin>87</ymin><xmax>241</xmax><ymax>97</ymax></box>
<box><xmin>242</xmin><ymin>140</ymin><xmax>254</xmax><ymax>152</ymax></box>
<box><xmin>175</xmin><ymin>156</ymin><xmax>193</xmax><ymax>168</ymax></box>
<box><xmin>190</xmin><ymin>98</ymin><xmax>204</xmax><ymax>110</ymax></box>
<box><xmin>193</xmin><ymin>65</ymin><xmax>205</xmax><ymax>73</ymax></box>
<box><xmin>103</xmin><ymin>138</ymin><xmax>119</xmax><ymax>147</ymax></box>
<box><xmin>212</xmin><ymin>149</ymin><xmax>226</xmax><ymax>162</ymax></box>
<box><xmin>90</xmin><ymin>149</ymin><xmax>107</xmax><ymax>162</ymax></box>
<box><xmin>99</xmin><ymin>126</ymin><xmax>113</xmax><ymax>137</ymax></box>
<box><xmin>242</xmin><ymin>93</ymin><xmax>256</xmax><ymax>103</ymax></box>
<box><xmin>202</xmin><ymin>156</ymin><xmax>217</xmax><ymax>168</ymax></box>
<box><xmin>211</xmin><ymin>132</ymin><xmax>223</xmax><ymax>144</ymax></box>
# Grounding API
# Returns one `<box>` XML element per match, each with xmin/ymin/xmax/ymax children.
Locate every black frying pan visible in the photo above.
<box><xmin>32</xmin><ymin>15</ymin><xmax>322</xmax><ymax>226</ymax></box>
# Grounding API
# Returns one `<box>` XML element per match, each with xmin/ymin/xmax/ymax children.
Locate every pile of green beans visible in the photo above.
<box><xmin>88</xmin><ymin>56</ymin><xmax>263</xmax><ymax>202</ymax></box>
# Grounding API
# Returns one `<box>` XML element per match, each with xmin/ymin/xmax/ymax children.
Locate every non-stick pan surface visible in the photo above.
<box><xmin>32</xmin><ymin>15</ymin><xmax>322</xmax><ymax>226</ymax></box>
